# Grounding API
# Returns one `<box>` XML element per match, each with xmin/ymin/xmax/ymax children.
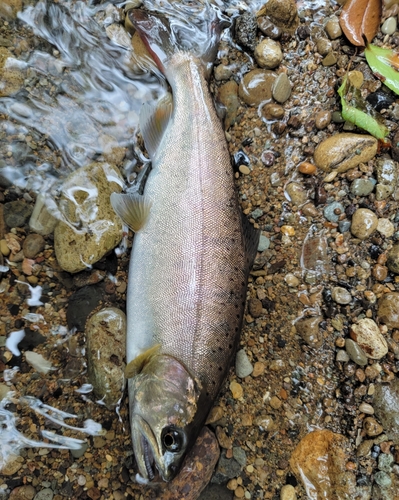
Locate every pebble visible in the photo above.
<box><xmin>261</xmin><ymin>103</ymin><xmax>285</xmax><ymax>120</ymax></box>
<box><xmin>378</xmin><ymin>293</ymin><xmax>399</xmax><ymax>328</ymax></box>
<box><xmin>315</xmin><ymin>110</ymin><xmax>331</xmax><ymax>129</ymax></box>
<box><xmin>295</xmin><ymin>316</ymin><xmax>323</xmax><ymax>348</ymax></box>
<box><xmin>374</xmin><ymin>378</ymin><xmax>399</xmax><ymax>445</ymax></box>
<box><xmin>315</xmin><ymin>37</ymin><xmax>331</xmax><ymax>56</ymax></box>
<box><xmin>324</xmin><ymin>16</ymin><xmax>342</xmax><ymax>39</ymax></box>
<box><xmin>350</xmin><ymin>179</ymin><xmax>374</xmax><ymax>197</ymax></box>
<box><xmin>285</xmin><ymin>182</ymin><xmax>307</xmax><ymax>205</ymax></box>
<box><xmin>363</xmin><ymin>417</ymin><xmax>383</xmax><ymax>437</ymax></box>
<box><xmin>322</xmin><ymin>52</ymin><xmax>337</xmax><ymax>66</ymax></box>
<box><xmin>212</xmin><ymin>451</ymin><xmax>243</xmax><ymax>484</ymax></box>
<box><xmin>248</xmin><ymin>298</ymin><xmax>263</xmax><ymax>318</ymax></box>
<box><xmin>25</xmin><ymin>351</ymin><xmax>52</xmax><ymax>374</ymax></box>
<box><xmin>86</xmin><ymin>307</ymin><xmax>126</xmax><ymax>408</ymax></box>
<box><xmin>376</xmin><ymin>158</ymin><xmax>397</xmax><ymax>185</ymax></box>
<box><xmin>252</xmin><ymin>361</ymin><xmax>265</xmax><ymax>377</ymax></box>
<box><xmin>348</xmin><ymin>70</ymin><xmax>364</xmax><ymax>89</ymax></box>
<box><xmin>331</xmin><ymin>286</ymin><xmax>352</xmax><ymax>304</ymax></box>
<box><xmin>239</xmin><ymin>69</ymin><xmax>277</xmax><ymax>106</ymax></box>
<box><xmin>350</xmin><ymin>209</ymin><xmax>378</xmax><ymax>240</ymax></box>
<box><xmin>258</xmin><ymin>235</ymin><xmax>270</xmax><ymax>252</ymax></box>
<box><xmin>257</xmin><ymin>17</ymin><xmax>282</xmax><ymax>39</ymax></box>
<box><xmin>234</xmin><ymin>12</ymin><xmax>257</xmax><ymax>51</ymax></box>
<box><xmin>235</xmin><ymin>349</ymin><xmax>253</xmax><ymax>378</ymax></box>
<box><xmin>350</xmin><ymin>318</ymin><xmax>388</xmax><ymax>359</ymax></box>
<box><xmin>230</xmin><ymin>380</ymin><xmax>243</xmax><ymax>399</ymax></box>
<box><xmin>3</xmin><ymin>200</ymin><xmax>33</xmax><ymax>228</ymax></box>
<box><xmin>359</xmin><ymin>402</ymin><xmax>375</xmax><ymax>415</ymax></box>
<box><xmin>313</xmin><ymin>133</ymin><xmax>377</xmax><ymax>173</ymax></box>
<box><xmin>272</xmin><ymin>73</ymin><xmax>291</xmax><ymax>103</ymax></box>
<box><xmin>377</xmin><ymin>218</ymin><xmax>394</xmax><ymax>237</ymax></box>
<box><xmin>376</xmin><ymin>184</ymin><xmax>394</xmax><ymax>200</ymax></box>
<box><xmin>22</xmin><ymin>233</ymin><xmax>45</xmax><ymax>258</ymax></box>
<box><xmin>218</xmin><ymin>81</ymin><xmax>239</xmax><ymax>129</ymax></box>
<box><xmin>66</xmin><ymin>285</ymin><xmax>105</xmax><ymax>331</ymax></box>
<box><xmin>215</xmin><ymin>426</ymin><xmax>233</xmax><ymax>450</ymax></box>
<box><xmin>239</xmin><ymin>165</ymin><xmax>250</xmax><ymax>175</ymax></box>
<box><xmin>378</xmin><ymin>452</ymin><xmax>394</xmax><ymax>472</ymax></box>
<box><xmin>29</xmin><ymin>193</ymin><xmax>58</xmax><ymax>236</ymax></box>
<box><xmin>387</xmin><ymin>243</ymin><xmax>399</xmax><ymax>273</ymax></box>
<box><xmin>254</xmin><ymin>39</ymin><xmax>283</xmax><ymax>69</ymax></box>
<box><xmin>345</xmin><ymin>338</ymin><xmax>368</xmax><ymax>366</ymax></box>
<box><xmin>9</xmin><ymin>486</ymin><xmax>36</xmax><ymax>500</ymax></box>
<box><xmin>214</xmin><ymin>64</ymin><xmax>232</xmax><ymax>81</ymax></box>
<box><xmin>280</xmin><ymin>484</ymin><xmax>296</xmax><ymax>500</ymax></box>
<box><xmin>33</xmin><ymin>488</ymin><xmax>54</xmax><ymax>500</ymax></box>
<box><xmin>336</xmin><ymin>349</ymin><xmax>350</xmax><ymax>362</ymax></box>
<box><xmin>298</xmin><ymin>162</ymin><xmax>316</xmax><ymax>175</ymax></box>
<box><xmin>374</xmin><ymin>471</ymin><xmax>391</xmax><ymax>487</ymax></box>
<box><xmin>382</xmin><ymin>16</ymin><xmax>397</xmax><ymax>35</ymax></box>
<box><xmin>373</xmin><ymin>264</ymin><xmax>388</xmax><ymax>281</ymax></box>
<box><xmin>54</xmin><ymin>162</ymin><xmax>123</xmax><ymax>273</ymax></box>
<box><xmin>323</xmin><ymin>202</ymin><xmax>345</xmax><ymax>223</ymax></box>
<box><xmin>289</xmin><ymin>430</ymin><xmax>350</xmax><ymax>498</ymax></box>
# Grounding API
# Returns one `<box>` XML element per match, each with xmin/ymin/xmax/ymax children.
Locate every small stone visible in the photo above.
<box><xmin>373</xmin><ymin>264</ymin><xmax>388</xmax><ymax>282</ymax></box>
<box><xmin>387</xmin><ymin>243</ymin><xmax>399</xmax><ymax>273</ymax></box>
<box><xmin>248</xmin><ymin>298</ymin><xmax>263</xmax><ymax>318</ymax></box>
<box><xmin>373</xmin><ymin>378</ymin><xmax>399</xmax><ymax>445</ymax></box>
<box><xmin>29</xmin><ymin>193</ymin><xmax>57</xmax><ymax>236</ymax></box>
<box><xmin>257</xmin><ymin>17</ymin><xmax>282</xmax><ymax>39</ymax></box>
<box><xmin>9</xmin><ymin>486</ymin><xmax>36</xmax><ymax>500</ymax></box>
<box><xmin>350</xmin><ymin>209</ymin><xmax>378</xmax><ymax>240</ymax></box>
<box><xmin>377</xmin><ymin>218</ymin><xmax>394</xmax><ymax>237</ymax></box>
<box><xmin>378</xmin><ymin>453</ymin><xmax>394</xmax><ymax>472</ymax></box>
<box><xmin>258</xmin><ymin>235</ymin><xmax>270</xmax><ymax>252</ymax></box>
<box><xmin>230</xmin><ymin>380</ymin><xmax>243</xmax><ymax>399</ymax></box>
<box><xmin>382</xmin><ymin>16</ymin><xmax>397</xmax><ymax>35</ymax></box>
<box><xmin>363</xmin><ymin>417</ymin><xmax>383</xmax><ymax>437</ymax></box>
<box><xmin>280</xmin><ymin>484</ymin><xmax>297</xmax><ymax>500</ymax></box>
<box><xmin>214</xmin><ymin>65</ymin><xmax>232</xmax><ymax>81</ymax></box>
<box><xmin>272</xmin><ymin>73</ymin><xmax>291</xmax><ymax>103</ymax></box>
<box><xmin>235</xmin><ymin>12</ymin><xmax>258</xmax><ymax>51</ymax></box>
<box><xmin>325</xmin><ymin>16</ymin><xmax>342</xmax><ymax>39</ymax></box>
<box><xmin>374</xmin><ymin>471</ymin><xmax>392</xmax><ymax>487</ymax></box>
<box><xmin>324</xmin><ymin>202</ymin><xmax>345</xmax><ymax>223</ymax></box>
<box><xmin>350</xmin><ymin>318</ymin><xmax>388</xmax><ymax>359</ymax></box>
<box><xmin>269</xmin><ymin>396</ymin><xmax>282</xmax><ymax>409</ymax></box>
<box><xmin>22</xmin><ymin>234</ymin><xmax>45</xmax><ymax>258</ymax></box>
<box><xmin>376</xmin><ymin>158</ymin><xmax>397</xmax><ymax>185</ymax></box>
<box><xmin>239</xmin><ymin>69</ymin><xmax>277</xmax><ymax>106</ymax></box>
<box><xmin>347</xmin><ymin>70</ymin><xmax>364</xmax><ymax>89</ymax></box>
<box><xmin>322</xmin><ymin>52</ymin><xmax>337</xmax><ymax>66</ymax></box>
<box><xmin>215</xmin><ymin>426</ymin><xmax>233</xmax><ymax>450</ymax></box>
<box><xmin>376</xmin><ymin>184</ymin><xmax>394</xmax><ymax>200</ymax></box>
<box><xmin>254</xmin><ymin>39</ymin><xmax>283</xmax><ymax>69</ymax></box>
<box><xmin>261</xmin><ymin>103</ymin><xmax>285</xmax><ymax>120</ymax></box>
<box><xmin>25</xmin><ymin>351</ymin><xmax>52</xmax><ymax>374</ymax></box>
<box><xmin>359</xmin><ymin>402</ymin><xmax>374</xmax><ymax>415</ymax></box>
<box><xmin>218</xmin><ymin>81</ymin><xmax>239</xmax><ymax>129</ymax></box>
<box><xmin>262</xmin><ymin>0</ymin><xmax>299</xmax><ymax>33</ymax></box>
<box><xmin>33</xmin><ymin>488</ymin><xmax>54</xmax><ymax>500</ymax></box>
<box><xmin>285</xmin><ymin>273</ymin><xmax>299</xmax><ymax>287</ymax></box>
<box><xmin>336</xmin><ymin>349</ymin><xmax>350</xmax><ymax>362</ymax></box>
<box><xmin>239</xmin><ymin>165</ymin><xmax>250</xmax><ymax>175</ymax></box>
<box><xmin>235</xmin><ymin>349</ymin><xmax>253</xmax><ymax>378</ymax></box>
<box><xmin>331</xmin><ymin>286</ymin><xmax>352</xmax><ymax>305</ymax></box>
<box><xmin>314</xmin><ymin>133</ymin><xmax>377</xmax><ymax>173</ymax></box>
<box><xmin>316</xmin><ymin>37</ymin><xmax>332</xmax><ymax>56</ymax></box>
<box><xmin>252</xmin><ymin>361</ymin><xmax>265</xmax><ymax>377</ymax></box>
<box><xmin>345</xmin><ymin>338</ymin><xmax>368</xmax><ymax>366</ymax></box>
<box><xmin>4</xmin><ymin>200</ymin><xmax>33</xmax><ymax>228</ymax></box>
<box><xmin>0</xmin><ymin>239</ymin><xmax>10</xmax><ymax>256</ymax></box>
<box><xmin>295</xmin><ymin>316</ymin><xmax>323</xmax><ymax>348</ymax></box>
<box><xmin>350</xmin><ymin>179</ymin><xmax>374</xmax><ymax>197</ymax></box>
<box><xmin>298</xmin><ymin>162</ymin><xmax>316</xmax><ymax>175</ymax></box>
<box><xmin>378</xmin><ymin>293</ymin><xmax>399</xmax><ymax>328</ymax></box>
<box><xmin>315</xmin><ymin>110</ymin><xmax>331</xmax><ymax>130</ymax></box>
<box><xmin>285</xmin><ymin>182</ymin><xmax>307</xmax><ymax>205</ymax></box>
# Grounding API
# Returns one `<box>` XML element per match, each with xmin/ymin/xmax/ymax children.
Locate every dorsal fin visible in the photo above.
<box><xmin>110</xmin><ymin>192</ymin><xmax>152</xmax><ymax>232</ymax></box>
<box><xmin>140</xmin><ymin>93</ymin><xmax>173</xmax><ymax>159</ymax></box>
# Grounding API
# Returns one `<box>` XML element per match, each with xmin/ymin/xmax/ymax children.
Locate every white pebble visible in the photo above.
<box><xmin>382</xmin><ymin>16</ymin><xmax>397</xmax><ymax>35</ymax></box>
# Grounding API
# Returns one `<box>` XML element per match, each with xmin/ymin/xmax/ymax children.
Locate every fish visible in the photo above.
<box><xmin>111</xmin><ymin>8</ymin><xmax>260</xmax><ymax>483</ymax></box>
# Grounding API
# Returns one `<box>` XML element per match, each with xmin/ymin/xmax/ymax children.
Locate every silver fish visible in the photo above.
<box><xmin>111</xmin><ymin>8</ymin><xmax>259</xmax><ymax>483</ymax></box>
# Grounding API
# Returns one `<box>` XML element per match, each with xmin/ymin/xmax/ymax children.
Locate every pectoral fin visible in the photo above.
<box><xmin>140</xmin><ymin>93</ymin><xmax>173</xmax><ymax>158</ymax></box>
<box><xmin>110</xmin><ymin>192</ymin><xmax>152</xmax><ymax>232</ymax></box>
<box><xmin>125</xmin><ymin>344</ymin><xmax>161</xmax><ymax>378</ymax></box>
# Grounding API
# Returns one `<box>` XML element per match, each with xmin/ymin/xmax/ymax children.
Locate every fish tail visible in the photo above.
<box><xmin>128</xmin><ymin>9</ymin><xmax>227</xmax><ymax>78</ymax></box>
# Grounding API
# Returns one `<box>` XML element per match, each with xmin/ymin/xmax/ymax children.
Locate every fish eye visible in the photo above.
<box><xmin>161</xmin><ymin>427</ymin><xmax>184</xmax><ymax>452</ymax></box>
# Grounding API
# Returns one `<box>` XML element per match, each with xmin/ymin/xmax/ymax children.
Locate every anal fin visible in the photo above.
<box><xmin>110</xmin><ymin>192</ymin><xmax>152</xmax><ymax>232</ymax></box>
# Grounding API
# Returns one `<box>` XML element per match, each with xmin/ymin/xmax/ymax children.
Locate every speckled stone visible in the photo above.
<box><xmin>350</xmin><ymin>179</ymin><xmax>374</xmax><ymax>196</ymax></box>
<box><xmin>235</xmin><ymin>349</ymin><xmax>253</xmax><ymax>378</ymax></box>
<box><xmin>376</xmin><ymin>184</ymin><xmax>394</xmax><ymax>200</ymax></box>
<box><xmin>22</xmin><ymin>234</ymin><xmax>45</xmax><ymax>258</ymax></box>
<box><xmin>374</xmin><ymin>378</ymin><xmax>399</xmax><ymax>445</ymax></box>
<box><xmin>54</xmin><ymin>162</ymin><xmax>123</xmax><ymax>273</ymax></box>
<box><xmin>378</xmin><ymin>293</ymin><xmax>399</xmax><ymax>328</ymax></box>
<box><xmin>86</xmin><ymin>307</ymin><xmax>126</xmax><ymax>408</ymax></box>
<box><xmin>345</xmin><ymin>338</ymin><xmax>368</xmax><ymax>366</ymax></box>
<box><xmin>285</xmin><ymin>182</ymin><xmax>307</xmax><ymax>205</ymax></box>
<box><xmin>376</xmin><ymin>158</ymin><xmax>398</xmax><ymax>185</ymax></box>
<box><xmin>314</xmin><ymin>133</ymin><xmax>377</xmax><ymax>173</ymax></box>
<box><xmin>350</xmin><ymin>318</ymin><xmax>388</xmax><ymax>360</ymax></box>
<box><xmin>295</xmin><ymin>316</ymin><xmax>323</xmax><ymax>348</ymax></box>
<box><xmin>323</xmin><ymin>202</ymin><xmax>345</xmax><ymax>223</ymax></box>
<box><xmin>350</xmin><ymin>209</ymin><xmax>378</xmax><ymax>240</ymax></box>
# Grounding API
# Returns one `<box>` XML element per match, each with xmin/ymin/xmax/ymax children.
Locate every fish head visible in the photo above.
<box><xmin>129</xmin><ymin>354</ymin><xmax>204</xmax><ymax>482</ymax></box>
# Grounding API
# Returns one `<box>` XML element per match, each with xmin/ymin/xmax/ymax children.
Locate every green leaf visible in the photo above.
<box><xmin>337</xmin><ymin>75</ymin><xmax>389</xmax><ymax>140</ymax></box>
<box><xmin>364</xmin><ymin>43</ymin><xmax>399</xmax><ymax>95</ymax></box>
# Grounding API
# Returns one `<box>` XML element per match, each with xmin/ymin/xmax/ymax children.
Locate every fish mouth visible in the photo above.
<box><xmin>131</xmin><ymin>415</ymin><xmax>161</xmax><ymax>482</ymax></box>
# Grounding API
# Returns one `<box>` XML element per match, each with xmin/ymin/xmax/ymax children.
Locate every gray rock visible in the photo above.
<box><xmin>232</xmin><ymin>446</ymin><xmax>247</xmax><ymax>467</ymax></box>
<box><xmin>199</xmin><ymin>484</ymin><xmax>233</xmax><ymax>500</ymax></box>
<box><xmin>373</xmin><ymin>378</ymin><xmax>399</xmax><ymax>445</ymax></box>
<box><xmin>323</xmin><ymin>202</ymin><xmax>345</xmax><ymax>223</ymax></box>
<box><xmin>376</xmin><ymin>158</ymin><xmax>397</xmax><ymax>185</ymax></box>
<box><xmin>378</xmin><ymin>453</ymin><xmax>394</xmax><ymax>472</ymax></box>
<box><xmin>33</xmin><ymin>488</ymin><xmax>55</xmax><ymax>500</ymax></box>
<box><xmin>235</xmin><ymin>349</ymin><xmax>253</xmax><ymax>378</ymax></box>
<box><xmin>336</xmin><ymin>349</ymin><xmax>350</xmax><ymax>362</ymax></box>
<box><xmin>70</xmin><ymin>442</ymin><xmax>88</xmax><ymax>459</ymax></box>
<box><xmin>345</xmin><ymin>338</ymin><xmax>368</xmax><ymax>366</ymax></box>
<box><xmin>387</xmin><ymin>243</ymin><xmax>399</xmax><ymax>274</ymax></box>
<box><xmin>258</xmin><ymin>235</ymin><xmax>270</xmax><ymax>252</ymax></box>
<box><xmin>4</xmin><ymin>200</ymin><xmax>33</xmax><ymax>228</ymax></box>
<box><xmin>66</xmin><ymin>285</ymin><xmax>105</xmax><ymax>331</ymax></box>
<box><xmin>374</xmin><ymin>471</ymin><xmax>392</xmax><ymax>487</ymax></box>
<box><xmin>235</xmin><ymin>12</ymin><xmax>257</xmax><ymax>51</ymax></box>
<box><xmin>339</xmin><ymin>221</ymin><xmax>351</xmax><ymax>233</ymax></box>
<box><xmin>382</xmin><ymin>16</ymin><xmax>397</xmax><ymax>35</ymax></box>
<box><xmin>212</xmin><ymin>451</ymin><xmax>243</xmax><ymax>484</ymax></box>
<box><xmin>350</xmin><ymin>179</ymin><xmax>374</xmax><ymax>197</ymax></box>
<box><xmin>22</xmin><ymin>233</ymin><xmax>45</xmax><ymax>259</ymax></box>
<box><xmin>86</xmin><ymin>307</ymin><xmax>126</xmax><ymax>408</ymax></box>
<box><xmin>331</xmin><ymin>286</ymin><xmax>351</xmax><ymax>305</ymax></box>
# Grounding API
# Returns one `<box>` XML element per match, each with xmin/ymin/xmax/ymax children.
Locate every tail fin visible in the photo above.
<box><xmin>128</xmin><ymin>9</ymin><xmax>228</xmax><ymax>78</ymax></box>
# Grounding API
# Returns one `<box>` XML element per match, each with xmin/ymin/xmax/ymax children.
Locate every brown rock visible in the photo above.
<box><xmin>9</xmin><ymin>486</ymin><xmax>36</xmax><ymax>500</ymax></box>
<box><xmin>248</xmin><ymin>298</ymin><xmax>263</xmax><ymax>318</ymax></box>
<box><xmin>295</xmin><ymin>316</ymin><xmax>323</xmax><ymax>348</ymax></box>
<box><xmin>22</xmin><ymin>233</ymin><xmax>45</xmax><ymax>259</ymax></box>
<box><xmin>218</xmin><ymin>81</ymin><xmax>239</xmax><ymax>129</ymax></box>
<box><xmin>216</xmin><ymin>426</ymin><xmax>233</xmax><ymax>449</ymax></box>
<box><xmin>363</xmin><ymin>417</ymin><xmax>383</xmax><ymax>437</ymax></box>
<box><xmin>262</xmin><ymin>0</ymin><xmax>299</xmax><ymax>33</ymax></box>
<box><xmin>378</xmin><ymin>293</ymin><xmax>399</xmax><ymax>329</ymax></box>
<box><xmin>160</xmin><ymin>427</ymin><xmax>220</xmax><ymax>500</ymax></box>
<box><xmin>239</xmin><ymin>69</ymin><xmax>277</xmax><ymax>107</ymax></box>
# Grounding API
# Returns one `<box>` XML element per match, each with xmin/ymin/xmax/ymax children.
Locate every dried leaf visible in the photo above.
<box><xmin>365</xmin><ymin>43</ymin><xmax>399</xmax><ymax>95</ymax></box>
<box><xmin>339</xmin><ymin>0</ymin><xmax>382</xmax><ymax>47</ymax></box>
<box><xmin>338</xmin><ymin>75</ymin><xmax>389</xmax><ymax>140</ymax></box>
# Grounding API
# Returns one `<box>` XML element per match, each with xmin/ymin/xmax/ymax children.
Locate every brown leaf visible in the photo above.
<box><xmin>339</xmin><ymin>0</ymin><xmax>382</xmax><ymax>47</ymax></box>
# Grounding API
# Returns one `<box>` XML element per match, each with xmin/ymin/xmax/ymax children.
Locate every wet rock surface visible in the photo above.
<box><xmin>2</xmin><ymin>0</ymin><xmax>399</xmax><ymax>499</ymax></box>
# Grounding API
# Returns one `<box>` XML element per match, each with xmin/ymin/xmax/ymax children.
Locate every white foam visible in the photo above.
<box><xmin>5</xmin><ymin>330</ymin><xmax>25</xmax><ymax>356</ymax></box>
